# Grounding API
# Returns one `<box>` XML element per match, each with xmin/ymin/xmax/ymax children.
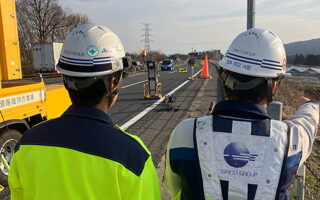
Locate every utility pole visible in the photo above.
<box><xmin>141</xmin><ymin>23</ymin><xmax>153</xmax><ymax>52</ymax></box>
<box><xmin>247</xmin><ymin>0</ymin><xmax>255</xmax><ymax>30</ymax></box>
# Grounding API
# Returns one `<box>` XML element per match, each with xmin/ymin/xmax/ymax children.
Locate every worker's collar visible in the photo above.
<box><xmin>62</xmin><ymin>105</ymin><xmax>114</xmax><ymax>126</ymax></box>
<box><xmin>212</xmin><ymin>100</ymin><xmax>270</xmax><ymax>119</ymax></box>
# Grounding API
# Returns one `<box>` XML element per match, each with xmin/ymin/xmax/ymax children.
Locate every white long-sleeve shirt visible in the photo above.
<box><xmin>163</xmin><ymin>100</ymin><xmax>319</xmax><ymax>200</ymax></box>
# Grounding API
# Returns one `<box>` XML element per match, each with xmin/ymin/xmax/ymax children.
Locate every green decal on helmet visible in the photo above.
<box><xmin>86</xmin><ymin>45</ymin><xmax>99</xmax><ymax>57</ymax></box>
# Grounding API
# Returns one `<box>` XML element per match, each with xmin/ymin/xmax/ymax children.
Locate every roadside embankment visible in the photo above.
<box><xmin>274</xmin><ymin>79</ymin><xmax>320</xmax><ymax>200</ymax></box>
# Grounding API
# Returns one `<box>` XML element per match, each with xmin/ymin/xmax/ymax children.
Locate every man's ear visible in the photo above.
<box><xmin>272</xmin><ymin>80</ymin><xmax>277</xmax><ymax>92</ymax></box>
<box><xmin>109</xmin><ymin>76</ymin><xmax>117</xmax><ymax>94</ymax></box>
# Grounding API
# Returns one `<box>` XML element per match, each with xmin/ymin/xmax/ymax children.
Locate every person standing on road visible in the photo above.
<box><xmin>9</xmin><ymin>24</ymin><xmax>161</xmax><ymax>200</ymax></box>
<box><xmin>163</xmin><ymin>28</ymin><xmax>319</xmax><ymax>200</ymax></box>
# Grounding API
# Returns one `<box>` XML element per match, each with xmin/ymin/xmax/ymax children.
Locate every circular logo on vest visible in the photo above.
<box><xmin>223</xmin><ymin>142</ymin><xmax>257</xmax><ymax>168</ymax></box>
<box><xmin>86</xmin><ymin>45</ymin><xmax>99</xmax><ymax>57</ymax></box>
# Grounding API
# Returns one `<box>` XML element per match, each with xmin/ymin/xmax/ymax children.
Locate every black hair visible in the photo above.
<box><xmin>64</xmin><ymin>71</ymin><xmax>122</xmax><ymax>107</ymax></box>
<box><xmin>65</xmin><ymin>77</ymin><xmax>107</xmax><ymax>106</ymax></box>
<box><xmin>221</xmin><ymin>70</ymin><xmax>269</xmax><ymax>104</ymax></box>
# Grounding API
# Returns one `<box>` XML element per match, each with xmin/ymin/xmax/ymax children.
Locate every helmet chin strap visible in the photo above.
<box><xmin>267</xmin><ymin>79</ymin><xmax>273</xmax><ymax>104</ymax></box>
<box><xmin>268</xmin><ymin>76</ymin><xmax>284</xmax><ymax>105</ymax></box>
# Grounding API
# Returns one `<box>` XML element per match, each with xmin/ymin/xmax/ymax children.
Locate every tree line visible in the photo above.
<box><xmin>288</xmin><ymin>54</ymin><xmax>320</xmax><ymax>66</ymax></box>
<box><xmin>16</xmin><ymin>0</ymin><xmax>90</xmax><ymax>75</ymax></box>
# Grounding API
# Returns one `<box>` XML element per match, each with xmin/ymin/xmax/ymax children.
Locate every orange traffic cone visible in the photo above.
<box><xmin>200</xmin><ymin>54</ymin><xmax>212</xmax><ymax>79</ymax></box>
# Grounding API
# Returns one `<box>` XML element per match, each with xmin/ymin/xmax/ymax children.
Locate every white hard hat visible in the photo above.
<box><xmin>219</xmin><ymin>28</ymin><xmax>286</xmax><ymax>78</ymax></box>
<box><xmin>56</xmin><ymin>24</ymin><xmax>126</xmax><ymax>77</ymax></box>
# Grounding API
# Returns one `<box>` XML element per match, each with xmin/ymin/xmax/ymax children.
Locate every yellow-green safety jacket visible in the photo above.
<box><xmin>9</xmin><ymin>105</ymin><xmax>161</xmax><ymax>200</ymax></box>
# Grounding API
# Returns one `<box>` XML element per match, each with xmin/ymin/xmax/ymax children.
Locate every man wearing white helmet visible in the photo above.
<box><xmin>9</xmin><ymin>24</ymin><xmax>161</xmax><ymax>200</ymax></box>
<box><xmin>163</xmin><ymin>28</ymin><xmax>319</xmax><ymax>200</ymax></box>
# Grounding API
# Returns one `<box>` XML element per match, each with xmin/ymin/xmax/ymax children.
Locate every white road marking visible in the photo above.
<box><xmin>127</xmin><ymin>72</ymin><xmax>147</xmax><ymax>77</ymax></box>
<box><xmin>121</xmin><ymin>80</ymin><xmax>147</xmax><ymax>89</ymax></box>
<box><xmin>169</xmin><ymin>71</ymin><xmax>177</xmax><ymax>74</ymax></box>
<box><xmin>120</xmin><ymin>69</ymin><xmax>203</xmax><ymax>131</ymax></box>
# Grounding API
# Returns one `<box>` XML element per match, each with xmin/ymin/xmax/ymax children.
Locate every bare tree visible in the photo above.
<box><xmin>17</xmin><ymin>0</ymin><xmax>66</xmax><ymax>43</ymax></box>
<box><xmin>149</xmin><ymin>50</ymin><xmax>167</xmax><ymax>63</ymax></box>
<box><xmin>54</xmin><ymin>13</ymin><xmax>90</xmax><ymax>42</ymax></box>
<box><xmin>16</xmin><ymin>0</ymin><xmax>90</xmax><ymax>75</ymax></box>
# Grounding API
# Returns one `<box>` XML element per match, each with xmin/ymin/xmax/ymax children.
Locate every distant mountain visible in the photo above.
<box><xmin>284</xmin><ymin>38</ymin><xmax>320</xmax><ymax>56</ymax></box>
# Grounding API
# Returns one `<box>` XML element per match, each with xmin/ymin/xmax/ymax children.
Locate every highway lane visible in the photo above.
<box><xmin>109</xmin><ymin>63</ymin><xmax>202</xmax><ymax>126</ymax></box>
<box><xmin>40</xmin><ymin>63</ymin><xmax>202</xmax><ymax>129</ymax></box>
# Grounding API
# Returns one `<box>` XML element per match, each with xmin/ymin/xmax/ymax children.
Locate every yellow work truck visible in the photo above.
<box><xmin>0</xmin><ymin>0</ymin><xmax>71</xmax><ymax>185</ymax></box>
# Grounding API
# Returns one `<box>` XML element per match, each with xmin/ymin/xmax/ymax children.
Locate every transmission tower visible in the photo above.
<box><xmin>141</xmin><ymin>23</ymin><xmax>153</xmax><ymax>52</ymax></box>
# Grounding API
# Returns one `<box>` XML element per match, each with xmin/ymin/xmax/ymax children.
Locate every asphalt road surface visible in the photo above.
<box><xmin>109</xmin><ymin>63</ymin><xmax>202</xmax><ymax>126</ymax></box>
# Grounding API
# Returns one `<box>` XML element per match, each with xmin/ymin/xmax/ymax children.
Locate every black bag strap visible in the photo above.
<box><xmin>193</xmin><ymin>118</ymin><xmax>206</xmax><ymax>200</ymax></box>
<box><xmin>275</xmin><ymin>124</ymin><xmax>291</xmax><ymax>199</ymax></box>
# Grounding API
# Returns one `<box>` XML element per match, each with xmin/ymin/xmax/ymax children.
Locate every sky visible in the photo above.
<box><xmin>60</xmin><ymin>0</ymin><xmax>320</xmax><ymax>55</ymax></box>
